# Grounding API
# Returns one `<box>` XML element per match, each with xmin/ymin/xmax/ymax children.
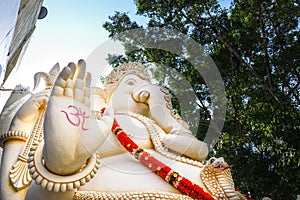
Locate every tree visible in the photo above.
<box><xmin>103</xmin><ymin>0</ymin><xmax>300</xmax><ymax>199</ymax></box>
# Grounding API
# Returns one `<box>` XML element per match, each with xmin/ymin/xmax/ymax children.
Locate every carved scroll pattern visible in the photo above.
<box><xmin>9</xmin><ymin>109</ymin><xmax>45</xmax><ymax>191</ymax></box>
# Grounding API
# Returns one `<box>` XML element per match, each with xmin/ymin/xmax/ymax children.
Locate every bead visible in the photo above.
<box><xmin>35</xmin><ymin>175</ymin><xmax>43</xmax><ymax>184</ymax></box>
<box><xmin>41</xmin><ymin>179</ymin><xmax>48</xmax><ymax>189</ymax></box>
<box><xmin>67</xmin><ymin>183</ymin><xmax>74</xmax><ymax>191</ymax></box>
<box><xmin>46</xmin><ymin>182</ymin><xmax>54</xmax><ymax>191</ymax></box>
<box><xmin>74</xmin><ymin>181</ymin><xmax>80</xmax><ymax>188</ymax></box>
<box><xmin>60</xmin><ymin>184</ymin><xmax>67</xmax><ymax>192</ymax></box>
<box><xmin>53</xmin><ymin>183</ymin><xmax>60</xmax><ymax>192</ymax></box>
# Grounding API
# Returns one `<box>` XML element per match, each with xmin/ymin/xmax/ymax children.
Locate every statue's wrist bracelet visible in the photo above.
<box><xmin>0</xmin><ymin>130</ymin><xmax>28</xmax><ymax>147</ymax></box>
<box><xmin>28</xmin><ymin>141</ymin><xmax>101</xmax><ymax>192</ymax></box>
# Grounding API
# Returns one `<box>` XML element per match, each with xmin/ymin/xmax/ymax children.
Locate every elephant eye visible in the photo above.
<box><xmin>125</xmin><ymin>79</ymin><xmax>136</xmax><ymax>86</ymax></box>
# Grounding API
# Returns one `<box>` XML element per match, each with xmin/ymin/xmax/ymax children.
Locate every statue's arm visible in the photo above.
<box><xmin>0</xmin><ymin>141</ymin><xmax>27</xmax><ymax>200</ymax></box>
<box><xmin>0</xmin><ymin>91</ymin><xmax>49</xmax><ymax>200</ymax></box>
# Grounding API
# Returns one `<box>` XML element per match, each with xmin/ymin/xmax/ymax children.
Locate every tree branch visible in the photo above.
<box><xmin>259</xmin><ymin>6</ymin><xmax>274</xmax><ymax>90</ymax></box>
<box><xmin>179</xmin><ymin>8</ymin><xmax>283</xmax><ymax>105</ymax></box>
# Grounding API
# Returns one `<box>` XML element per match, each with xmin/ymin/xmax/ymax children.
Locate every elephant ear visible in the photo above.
<box><xmin>90</xmin><ymin>87</ymin><xmax>107</xmax><ymax>111</ymax></box>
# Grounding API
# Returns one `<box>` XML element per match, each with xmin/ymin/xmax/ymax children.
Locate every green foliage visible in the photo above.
<box><xmin>103</xmin><ymin>0</ymin><xmax>300</xmax><ymax>199</ymax></box>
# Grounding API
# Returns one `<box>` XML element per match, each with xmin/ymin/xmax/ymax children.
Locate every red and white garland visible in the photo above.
<box><xmin>105</xmin><ymin>108</ymin><xmax>214</xmax><ymax>200</ymax></box>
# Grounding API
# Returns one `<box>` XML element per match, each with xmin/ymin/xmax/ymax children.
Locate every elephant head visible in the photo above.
<box><xmin>91</xmin><ymin>62</ymin><xmax>208</xmax><ymax>161</ymax></box>
<box><xmin>93</xmin><ymin>62</ymin><xmax>188</xmax><ymax>134</ymax></box>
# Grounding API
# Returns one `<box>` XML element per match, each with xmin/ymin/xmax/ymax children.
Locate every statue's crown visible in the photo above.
<box><xmin>101</xmin><ymin>62</ymin><xmax>151</xmax><ymax>101</ymax></box>
<box><xmin>104</xmin><ymin>62</ymin><xmax>151</xmax><ymax>86</ymax></box>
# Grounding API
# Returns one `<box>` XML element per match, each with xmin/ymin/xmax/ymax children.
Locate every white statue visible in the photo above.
<box><xmin>0</xmin><ymin>60</ymin><xmax>246</xmax><ymax>199</ymax></box>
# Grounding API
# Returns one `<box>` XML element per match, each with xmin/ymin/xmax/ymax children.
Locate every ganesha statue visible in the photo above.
<box><xmin>0</xmin><ymin>60</ymin><xmax>246</xmax><ymax>200</ymax></box>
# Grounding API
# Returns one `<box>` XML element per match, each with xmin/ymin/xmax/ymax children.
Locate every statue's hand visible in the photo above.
<box><xmin>44</xmin><ymin>60</ymin><xmax>114</xmax><ymax>174</ymax></box>
<box><xmin>10</xmin><ymin>90</ymin><xmax>50</xmax><ymax>132</ymax></box>
<box><xmin>163</xmin><ymin>134</ymin><xmax>208</xmax><ymax>161</ymax></box>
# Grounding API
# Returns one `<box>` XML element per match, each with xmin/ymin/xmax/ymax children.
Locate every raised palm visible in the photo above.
<box><xmin>44</xmin><ymin>60</ymin><xmax>113</xmax><ymax>174</ymax></box>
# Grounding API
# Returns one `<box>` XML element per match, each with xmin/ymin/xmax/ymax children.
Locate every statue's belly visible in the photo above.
<box><xmin>79</xmin><ymin>150</ymin><xmax>206</xmax><ymax>193</ymax></box>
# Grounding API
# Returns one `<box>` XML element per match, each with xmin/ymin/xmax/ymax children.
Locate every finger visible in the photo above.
<box><xmin>52</xmin><ymin>66</ymin><xmax>72</xmax><ymax>96</ymax></box>
<box><xmin>64</xmin><ymin>63</ymin><xmax>76</xmax><ymax>97</ymax></box>
<box><xmin>84</xmin><ymin>72</ymin><xmax>91</xmax><ymax>89</ymax></box>
<box><xmin>73</xmin><ymin>60</ymin><xmax>86</xmax><ymax>89</ymax></box>
<box><xmin>67</xmin><ymin>62</ymin><xmax>76</xmax><ymax>79</ymax></box>
<box><xmin>83</xmin><ymin>72</ymin><xmax>91</xmax><ymax>107</ymax></box>
<box><xmin>74</xmin><ymin>60</ymin><xmax>86</xmax><ymax>102</ymax></box>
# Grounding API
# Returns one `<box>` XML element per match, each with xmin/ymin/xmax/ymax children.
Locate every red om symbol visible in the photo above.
<box><xmin>61</xmin><ymin>105</ymin><xmax>90</xmax><ymax>130</ymax></box>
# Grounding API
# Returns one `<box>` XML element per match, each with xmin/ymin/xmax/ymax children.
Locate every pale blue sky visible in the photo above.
<box><xmin>6</xmin><ymin>0</ymin><xmax>231</xmax><ymax>89</ymax></box>
<box><xmin>6</xmin><ymin>0</ymin><xmax>147</xmax><ymax>88</ymax></box>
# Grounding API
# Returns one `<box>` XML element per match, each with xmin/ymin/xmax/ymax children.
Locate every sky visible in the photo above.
<box><xmin>5</xmin><ymin>0</ymin><xmax>148</xmax><ymax>89</ymax></box>
<box><xmin>5</xmin><ymin>0</ymin><xmax>231</xmax><ymax>90</ymax></box>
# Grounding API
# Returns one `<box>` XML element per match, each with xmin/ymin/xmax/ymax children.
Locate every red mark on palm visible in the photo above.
<box><xmin>61</xmin><ymin>105</ymin><xmax>90</xmax><ymax>130</ymax></box>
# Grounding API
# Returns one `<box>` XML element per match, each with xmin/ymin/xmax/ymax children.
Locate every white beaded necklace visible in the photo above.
<box><xmin>116</xmin><ymin>112</ymin><xmax>204</xmax><ymax>168</ymax></box>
